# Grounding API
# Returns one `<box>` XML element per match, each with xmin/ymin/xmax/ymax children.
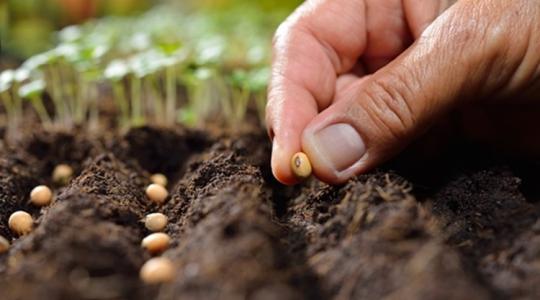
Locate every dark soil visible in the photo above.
<box><xmin>1</xmin><ymin>124</ymin><xmax>540</xmax><ymax>300</ymax></box>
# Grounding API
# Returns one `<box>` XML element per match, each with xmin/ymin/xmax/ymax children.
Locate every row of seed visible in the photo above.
<box><xmin>140</xmin><ymin>174</ymin><xmax>175</xmax><ymax>284</ymax></box>
<box><xmin>0</xmin><ymin>165</ymin><xmax>175</xmax><ymax>284</ymax></box>
<box><xmin>0</xmin><ymin>164</ymin><xmax>74</xmax><ymax>254</ymax></box>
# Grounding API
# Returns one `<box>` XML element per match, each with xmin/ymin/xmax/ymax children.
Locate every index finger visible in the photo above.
<box><xmin>266</xmin><ymin>0</ymin><xmax>367</xmax><ymax>184</ymax></box>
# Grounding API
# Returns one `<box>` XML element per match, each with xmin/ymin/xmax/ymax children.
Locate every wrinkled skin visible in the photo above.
<box><xmin>266</xmin><ymin>0</ymin><xmax>540</xmax><ymax>185</ymax></box>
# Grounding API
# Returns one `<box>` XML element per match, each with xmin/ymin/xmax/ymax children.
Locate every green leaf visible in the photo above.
<box><xmin>18</xmin><ymin>79</ymin><xmax>46</xmax><ymax>99</ymax></box>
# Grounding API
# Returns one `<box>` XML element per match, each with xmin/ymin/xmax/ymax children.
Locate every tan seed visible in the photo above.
<box><xmin>140</xmin><ymin>257</ymin><xmax>175</xmax><ymax>284</ymax></box>
<box><xmin>8</xmin><ymin>211</ymin><xmax>33</xmax><ymax>236</ymax></box>
<box><xmin>150</xmin><ymin>173</ymin><xmax>168</xmax><ymax>187</ymax></box>
<box><xmin>30</xmin><ymin>185</ymin><xmax>53</xmax><ymax>206</ymax></box>
<box><xmin>52</xmin><ymin>164</ymin><xmax>73</xmax><ymax>185</ymax></box>
<box><xmin>144</xmin><ymin>213</ymin><xmax>168</xmax><ymax>232</ymax></box>
<box><xmin>290</xmin><ymin>152</ymin><xmax>312</xmax><ymax>180</ymax></box>
<box><xmin>142</xmin><ymin>232</ymin><xmax>170</xmax><ymax>254</ymax></box>
<box><xmin>145</xmin><ymin>184</ymin><xmax>168</xmax><ymax>204</ymax></box>
<box><xmin>0</xmin><ymin>235</ymin><xmax>9</xmax><ymax>253</ymax></box>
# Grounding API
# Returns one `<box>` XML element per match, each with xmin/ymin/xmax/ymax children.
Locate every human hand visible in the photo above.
<box><xmin>266</xmin><ymin>0</ymin><xmax>540</xmax><ymax>185</ymax></box>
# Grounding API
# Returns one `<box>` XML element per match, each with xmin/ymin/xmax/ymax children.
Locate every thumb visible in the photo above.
<box><xmin>301</xmin><ymin>1</ymin><xmax>529</xmax><ymax>184</ymax></box>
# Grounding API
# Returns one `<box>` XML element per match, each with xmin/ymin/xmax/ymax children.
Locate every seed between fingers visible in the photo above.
<box><xmin>291</xmin><ymin>152</ymin><xmax>312</xmax><ymax>180</ymax></box>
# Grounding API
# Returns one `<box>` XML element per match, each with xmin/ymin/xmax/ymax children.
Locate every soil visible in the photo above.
<box><xmin>0</xmin><ymin>122</ymin><xmax>540</xmax><ymax>300</ymax></box>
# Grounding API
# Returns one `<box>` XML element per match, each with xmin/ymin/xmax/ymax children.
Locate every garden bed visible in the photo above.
<box><xmin>0</xmin><ymin>121</ymin><xmax>539</xmax><ymax>300</ymax></box>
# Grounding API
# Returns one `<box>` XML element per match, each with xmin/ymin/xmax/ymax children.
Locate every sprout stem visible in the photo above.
<box><xmin>30</xmin><ymin>95</ymin><xmax>52</xmax><ymax>127</ymax></box>
<box><xmin>145</xmin><ymin>75</ymin><xmax>163</xmax><ymax>124</ymax></box>
<box><xmin>165</xmin><ymin>66</ymin><xmax>177</xmax><ymax>124</ymax></box>
<box><xmin>75</xmin><ymin>80</ymin><xmax>89</xmax><ymax>123</ymax></box>
<box><xmin>112</xmin><ymin>81</ymin><xmax>129</xmax><ymax>129</ymax></box>
<box><xmin>48</xmin><ymin>66</ymin><xmax>67</xmax><ymax>125</ymax></box>
<box><xmin>131</xmin><ymin>76</ymin><xmax>144</xmax><ymax>126</ymax></box>
<box><xmin>0</xmin><ymin>91</ymin><xmax>14</xmax><ymax>124</ymax></box>
<box><xmin>88</xmin><ymin>84</ymin><xmax>99</xmax><ymax>131</ymax></box>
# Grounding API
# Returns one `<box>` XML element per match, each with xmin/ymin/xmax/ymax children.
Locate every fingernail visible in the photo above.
<box><xmin>309</xmin><ymin>123</ymin><xmax>366</xmax><ymax>172</ymax></box>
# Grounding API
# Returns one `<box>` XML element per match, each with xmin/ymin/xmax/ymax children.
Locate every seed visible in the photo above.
<box><xmin>145</xmin><ymin>184</ymin><xmax>168</xmax><ymax>204</ymax></box>
<box><xmin>144</xmin><ymin>213</ymin><xmax>168</xmax><ymax>232</ymax></box>
<box><xmin>30</xmin><ymin>185</ymin><xmax>53</xmax><ymax>206</ymax></box>
<box><xmin>52</xmin><ymin>164</ymin><xmax>73</xmax><ymax>185</ymax></box>
<box><xmin>290</xmin><ymin>152</ymin><xmax>312</xmax><ymax>180</ymax></box>
<box><xmin>0</xmin><ymin>235</ymin><xmax>9</xmax><ymax>253</ymax></box>
<box><xmin>8</xmin><ymin>211</ymin><xmax>33</xmax><ymax>235</ymax></box>
<box><xmin>150</xmin><ymin>173</ymin><xmax>168</xmax><ymax>187</ymax></box>
<box><xmin>141</xmin><ymin>232</ymin><xmax>170</xmax><ymax>254</ymax></box>
<box><xmin>140</xmin><ymin>257</ymin><xmax>175</xmax><ymax>284</ymax></box>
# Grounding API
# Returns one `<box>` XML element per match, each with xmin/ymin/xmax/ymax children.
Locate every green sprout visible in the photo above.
<box><xmin>6</xmin><ymin>2</ymin><xmax>289</xmax><ymax>131</ymax></box>
<box><xmin>0</xmin><ymin>70</ymin><xmax>17</xmax><ymax>126</ymax></box>
<box><xmin>18</xmin><ymin>79</ymin><xmax>52</xmax><ymax>127</ymax></box>
<box><xmin>104</xmin><ymin>59</ymin><xmax>130</xmax><ymax>128</ymax></box>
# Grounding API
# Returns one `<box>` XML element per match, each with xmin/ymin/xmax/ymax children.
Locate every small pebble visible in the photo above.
<box><xmin>0</xmin><ymin>235</ymin><xmax>9</xmax><ymax>253</ymax></box>
<box><xmin>290</xmin><ymin>152</ymin><xmax>312</xmax><ymax>180</ymax></box>
<box><xmin>8</xmin><ymin>211</ymin><xmax>33</xmax><ymax>236</ymax></box>
<box><xmin>142</xmin><ymin>232</ymin><xmax>170</xmax><ymax>254</ymax></box>
<box><xmin>30</xmin><ymin>185</ymin><xmax>53</xmax><ymax>206</ymax></box>
<box><xmin>150</xmin><ymin>173</ymin><xmax>168</xmax><ymax>187</ymax></box>
<box><xmin>52</xmin><ymin>164</ymin><xmax>73</xmax><ymax>185</ymax></box>
<box><xmin>145</xmin><ymin>184</ymin><xmax>168</xmax><ymax>204</ymax></box>
<box><xmin>140</xmin><ymin>257</ymin><xmax>175</xmax><ymax>284</ymax></box>
<box><xmin>145</xmin><ymin>213</ymin><xmax>168</xmax><ymax>232</ymax></box>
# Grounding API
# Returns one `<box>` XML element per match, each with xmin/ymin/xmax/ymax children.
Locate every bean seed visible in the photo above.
<box><xmin>144</xmin><ymin>213</ymin><xmax>168</xmax><ymax>232</ymax></box>
<box><xmin>52</xmin><ymin>164</ymin><xmax>73</xmax><ymax>185</ymax></box>
<box><xmin>291</xmin><ymin>152</ymin><xmax>312</xmax><ymax>180</ymax></box>
<box><xmin>145</xmin><ymin>184</ymin><xmax>168</xmax><ymax>204</ymax></box>
<box><xmin>142</xmin><ymin>232</ymin><xmax>170</xmax><ymax>254</ymax></box>
<box><xmin>30</xmin><ymin>185</ymin><xmax>53</xmax><ymax>206</ymax></box>
<box><xmin>150</xmin><ymin>173</ymin><xmax>168</xmax><ymax>187</ymax></box>
<box><xmin>8</xmin><ymin>211</ymin><xmax>33</xmax><ymax>235</ymax></box>
<box><xmin>140</xmin><ymin>257</ymin><xmax>175</xmax><ymax>284</ymax></box>
<box><xmin>0</xmin><ymin>235</ymin><xmax>9</xmax><ymax>253</ymax></box>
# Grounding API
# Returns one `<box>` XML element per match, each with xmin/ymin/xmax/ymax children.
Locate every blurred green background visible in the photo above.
<box><xmin>0</xmin><ymin>0</ymin><xmax>302</xmax><ymax>61</ymax></box>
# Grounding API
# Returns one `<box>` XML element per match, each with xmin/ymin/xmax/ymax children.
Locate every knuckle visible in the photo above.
<box><xmin>354</xmin><ymin>72</ymin><xmax>418</xmax><ymax>141</ymax></box>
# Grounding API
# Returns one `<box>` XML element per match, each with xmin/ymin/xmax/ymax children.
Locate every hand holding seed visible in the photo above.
<box><xmin>267</xmin><ymin>0</ymin><xmax>540</xmax><ymax>185</ymax></box>
<box><xmin>290</xmin><ymin>152</ymin><xmax>312</xmax><ymax>181</ymax></box>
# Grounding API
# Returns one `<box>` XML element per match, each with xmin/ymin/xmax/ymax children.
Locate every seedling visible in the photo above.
<box><xmin>140</xmin><ymin>257</ymin><xmax>175</xmax><ymax>284</ymax></box>
<box><xmin>150</xmin><ymin>173</ymin><xmax>168</xmax><ymax>187</ymax></box>
<box><xmin>52</xmin><ymin>164</ymin><xmax>73</xmax><ymax>186</ymax></box>
<box><xmin>104</xmin><ymin>60</ymin><xmax>130</xmax><ymax>128</ymax></box>
<box><xmin>291</xmin><ymin>152</ymin><xmax>312</xmax><ymax>180</ymax></box>
<box><xmin>144</xmin><ymin>213</ymin><xmax>168</xmax><ymax>232</ymax></box>
<box><xmin>146</xmin><ymin>184</ymin><xmax>168</xmax><ymax>204</ymax></box>
<box><xmin>8</xmin><ymin>211</ymin><xmax>34</xmax><ymax>236</ymax></box>
<box><xmin>141</xmin><ymin>232</ymin><xmax>171</xmax><ymax>254</ymax></box>
<box><xmin>0</xmin><ymin>70</ymin><xmax>16</xmax><ymax>126</ymax></box>
<box><xmin>0</xmin><ymin>235</ymin><xmax>9</xmax><ymax>253</ymax></box>
<box><xmin>18</xmin><ymin>79</ymin><xmax>52</xmax><ymax>127</ymax></box>
<box><xmin>30</xmin><ymin>185</ymin><xmax>53</xmax><ymax>206</ymax></box>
